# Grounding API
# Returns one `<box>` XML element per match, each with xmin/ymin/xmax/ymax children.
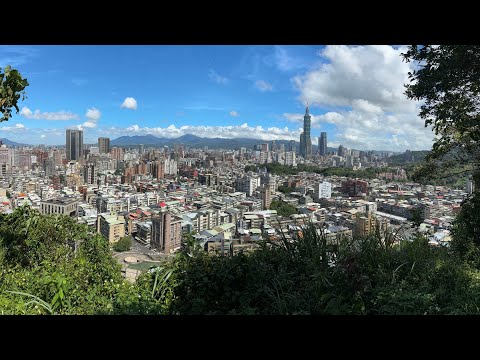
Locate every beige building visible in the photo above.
<box><xmin>97</xmin><ymin>213</ymin><xmax>125</xmax><ymax>243</ymax></box>
<box><xmin>260</xmin><ymin>185</ymin><xmax>272</xmax><ymax>210</ymax></box>
<box><xmin>355</xmin><ymin>212</ymin><xmax>388</xmax><ymax>237</ymax></box>
<box><xmin>40</xmin><ymin>197</ymin><xmax>78</xmax><ymax>217</ymax></box>
<box><xmin>151</xmin><ymin>210</ymin><xmax>182</xmax><ymax>253</ymax></box>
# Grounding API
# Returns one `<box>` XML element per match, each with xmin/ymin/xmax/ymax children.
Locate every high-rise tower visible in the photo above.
<box><xmin>98</xmin><ymin>137</ymin><xmax>110</xmax><ymax>154</ymax></box>
<box><xmin>66</xmin><ymin>129</ymin><xmax>84</xmax><ymax>161</ymax></box>
<box><xmin>300</xmin><ymin>106</ymin><xmax>312</xmax><ymax>158</ymax></box>
<box><xmin>319</xmin><ymin>132</ymin><xmax>327</xmax><ymax>156</ymax></box>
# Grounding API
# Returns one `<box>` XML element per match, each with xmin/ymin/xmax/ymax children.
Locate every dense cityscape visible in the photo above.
<box><xmin>0</xmin><ymin>104</ymin><xmax>470</xmax><ymax>281</ymax></box>
<box><xmin>1</xmin><ymin>44</ymin><xmax>479</xmax><ymax>315</ymax></box>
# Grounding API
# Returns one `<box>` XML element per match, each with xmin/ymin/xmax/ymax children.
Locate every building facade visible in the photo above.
<box><xmin>315</xmin><ymin>181</ymin><xmax>332</xmax><ymax>200</ymax></box>
<box><xmin>97</xmin><ymin>213</ymin><xmax>126</xmax><ymax>243</ymax></box>
<box><xmin>66</xmin><ymin>129</ymin><xmax>84</xmax><ymax>161</ymax></box>
<box><xmin>83</xmin><ymin>164</ymin><xmax>97</xmax><ymax>185</ymax></box>
<box><xmin>151</xmin><ymin>210</ymin><xmax>182</xmax><ymax>253</ymax></box>
<box><xmin>319</xmin><ymin>132</ymin><xmax>327</xmax><ymax>156</ymax></box>
<box><xmin>40</xmin><ymin>197</ymin><xmax>78</xmax><ymax>217</ymax></box>
<box><xmin>98</xmin><ymin>137</ymin><xmax>110</xmax><ymax>154</ymax></box>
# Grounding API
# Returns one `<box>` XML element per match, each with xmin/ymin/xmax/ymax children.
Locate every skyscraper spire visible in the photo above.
<box><xmin>305</xmin><ymin>102</ymin><xmax>309</xmax><ymax>115</ymax></box>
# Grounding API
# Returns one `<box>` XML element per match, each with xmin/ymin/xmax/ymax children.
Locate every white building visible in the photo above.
<box><xmin>235</xmin><ymin>175</ymin><xmax>260</xmax><ymax>197</ymax></box>
<box><xmin>284</xmin><ymin>151</ymin><xmax>296</xmax><ymax>166</ymax></box>
<box><xmin>315</xmin><ymin>181</ymin><xmax>332</xmax><ymax>200</ymax></box>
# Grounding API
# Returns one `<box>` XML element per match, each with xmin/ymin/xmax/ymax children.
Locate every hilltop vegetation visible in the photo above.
<box><xmin>387</xmin><ymin>150</ymin><xmax>430</xmax><ymax>164</ymax></box>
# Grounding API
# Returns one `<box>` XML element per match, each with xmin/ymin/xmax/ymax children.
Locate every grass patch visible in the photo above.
<box><xmin>128</xmin><ymin>261</ymin><xmax>162</xmax><ymax>272</ymax></box>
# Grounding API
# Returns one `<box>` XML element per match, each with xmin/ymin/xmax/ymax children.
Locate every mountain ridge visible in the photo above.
<box><xmin>0</xmin><ymin>138</ymin><xmax>27</xmax><ymax>146</ymax></box>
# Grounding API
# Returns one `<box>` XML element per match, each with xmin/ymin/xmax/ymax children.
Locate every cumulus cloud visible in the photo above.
<box><xmin>82</xmin><ymin>121</ymin><xmax>97</xmax><ymax>128</ymax></box>
<box><xmin>208</xmin><ymin>69</ymin><xmax>229</xmax><ymax>85</ymax></box>
<box><xmin>20</xmin><ymin>107</ymin><xmax>79</xmax><ymax>120</ymax></box>
<box><xmin>85</xmin><ymin>108</ymin><xmax>101</xmax><ymax>121</ymax></box>
<box><xmin>121</xmin><ymin>97</ymin><xmax>138</xmax><ymax>110</ymax></box>
<box><xmin>0</xmin><ymin>123</ymin><xmax>26</xmax><ymax>131</ymax></box>
<box><xmin>293</xmin><ymin>45</ymin><xmax>414</xmax><ymax>112</ymax></box>
<box><xmin>230</xmin><ymin>110</ymin><xmax>240</xmax><ymax>117</ymax></box>
<box><xmin>290</xmin><ymin>45</ymin><xmax>433</xmax><ymax>151</ymax></box>
<box><xmin>255</xmin><ymin>80</ymin><xmax>273</xmax><ymax>92</ymax></box>
<box><xmin>81</xmin><ymin>107</ymin><xmax>101</xmax><ymax>128</ymax></box>
<box><xmin>285</xmin><ymin>108</ymin><xmax>433</xmax><ymax>151</ymax></box>
<box><xmin>104</xmin><ymin>123</ymin><xmax>302</xmax><ymax>141</ymax></box>
<box><xmin>283</xmin><ymin>112</ymin><xmax>324</xmax><ymax>129</ymax></box>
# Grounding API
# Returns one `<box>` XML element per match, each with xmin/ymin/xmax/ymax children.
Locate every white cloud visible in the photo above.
<box><xmin>208</xmin><ymin>69</ymin><xmax>229</xmax><ymax>85</ymax></box>
<box><xmin>103</xmin><ymin>123</ymin><xmax>302</xmax><ymax>141</ymax></box>
<box><xmin>121</xmin><ymin>97</ymin><xmax>138</xmax><ymax>110</ymax></box>
<box><xmin>79</xmin><ymin>107</ymin><xmax>101</xmax><ymax>129</ymax></box>
<box><xmin>230</xmin><ymin>110</ymin><xmax>240</xmax><ymax>117</ymax></box>
<box><xmin>293</xmin><ymin>45</ymin><xmax>415</xmax><ymax>113</ymax></box>
<box><xmin>255</xmin><ymin>80</ymin><xmax>273</xmax><ymax>92</ymax></box>
<box><xmin>20</xmin><ymin>106</ymin><xmax>79</xmax><ymax>120</ymax></box>
<box><xmin>85</xmin><ymin>108</ymin><xmax>101</xmax><ymax>121</ymax></box>
<box><xmin>40</xmin><ymin>134</ymin><xmax>46</xmax><ymax>138</ymax></box>
<box><xmin>82</xmin><ymin>121</ymin><xmax>97</xmax><ymax>128</ymax></box>
<box><xmin>290</xmin><ymin>45</ymin><xmax>433</xmax><ymax>151</ymax></box>
<box><xmin>0</xmin><ymin>123</ymin><xmax>26</xmax><ymax>131</ymax></box>
<box><xmin>283</xmin><ymin>112</ymin><xmax>324</xmax><ymax>129</ymax></box>
<box><xmin>285</xmin><ymin>108</ymin><xmax>433</xmax><ymax>151</ymax></box>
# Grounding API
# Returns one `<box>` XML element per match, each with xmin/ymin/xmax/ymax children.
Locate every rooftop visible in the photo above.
<box><xmin>41</xmin><ymin>197</ymin><xmax>78</xmax><ymax>205</ymax></box>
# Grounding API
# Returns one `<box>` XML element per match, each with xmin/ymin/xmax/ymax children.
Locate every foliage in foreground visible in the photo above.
<box><xmin>2</xmin><ymin>200</ymin><xmax>480</xmax><ymax>314</ymax></box>
<box><xmin>0</xmin><ymin>65</ymin><xmax>29</xmax><ymax>122</ymax></box>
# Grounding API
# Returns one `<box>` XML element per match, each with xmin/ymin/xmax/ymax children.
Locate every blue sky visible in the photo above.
<box><xmin>0</xmin><ymin>45</ymin><xmax>434</xmax><ymax>151</ymax></box>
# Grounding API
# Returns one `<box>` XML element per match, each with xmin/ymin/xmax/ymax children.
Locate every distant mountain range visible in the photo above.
<box><xmin>0</xmin><ymin>135</ymin><xmax>408</xmax><ymax>154</ymax></box>
<box><xmin>109</xmin><ymin>134</ymin><xmax>405</xmax><ymax>154</ymax></box>
<box><xmin>110</xmin><ymin>134</ymin><xmax>334</xmax><ymax>151</ymax></box>
<box><xmin>0</xmin><ymin>138</ymin><xmax>26</xmax><ymax>146</ymax></box>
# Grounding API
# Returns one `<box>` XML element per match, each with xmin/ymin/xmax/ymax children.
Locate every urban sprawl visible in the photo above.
<box><xmin>0</xmin><ymin>107</ymin><xmax>472</xmax><ymax>281</ymax></box>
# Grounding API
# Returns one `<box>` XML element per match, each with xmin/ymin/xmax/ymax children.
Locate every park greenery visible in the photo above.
<box><xmin>269</xmin><ymin>200</ymin><xmax>298</xmax><ymax>217</ymax></box>
<box><xmin>113</xmin><ymin>236</ymin><xmax>132</xmax><ymax>252</ymax></box>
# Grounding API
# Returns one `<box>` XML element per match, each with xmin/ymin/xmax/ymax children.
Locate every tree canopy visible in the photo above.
<box><xmin>402</xmin><ymin>45</ymin><xmax>480</xmax><ymax>183</ymax></box>
<box><xmin>0</xmin><ymin>65</ymin><xmax>29</xmax><ymax>122</ymax></box>
<box><xmin>113</xmin><ymin>236</ymin><xmax>132</xmax><ymax>252</ymax></box>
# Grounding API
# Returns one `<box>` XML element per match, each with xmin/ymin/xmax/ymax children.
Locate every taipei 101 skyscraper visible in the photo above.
<box><xmin>300</xmin><ymin>105</ymin><xmax>312</xmax><ymax>158</ymax></box>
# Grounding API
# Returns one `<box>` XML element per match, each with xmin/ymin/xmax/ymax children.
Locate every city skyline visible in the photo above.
<box><xmin>0</xmin><ymin>45</ymin><xmax>433</xmax><ymax>151</ymax></box>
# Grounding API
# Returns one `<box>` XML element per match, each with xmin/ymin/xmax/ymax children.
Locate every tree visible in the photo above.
<box><xmin>410</xmin><ymin>207</ymin><xmax>425</xmax><ymax>228</ymax></box>
<box><xmin>402</xmin><ymin>46</ymin><xmax>480</xmax><ymax>184</ymax></box>
<box><xmin>0</xmin><ymin>65</ymin><xmax>29</xmax><ymax>122</ymax></box>
<box><xmin>403</xmin><ymin>46</ymin><xmax>480</xmax><ymax>255</ymax></box>
<box><xmin>113</xmin><ymin>236</ymin><xmax>132</xmax><ymax>252</ymax></box>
